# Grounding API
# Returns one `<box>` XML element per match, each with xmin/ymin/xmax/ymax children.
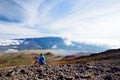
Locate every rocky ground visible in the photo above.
<box><xmin>0</xmin><ymin>62</ymin><xmax>120</xmax><ymax>80</ymax></box>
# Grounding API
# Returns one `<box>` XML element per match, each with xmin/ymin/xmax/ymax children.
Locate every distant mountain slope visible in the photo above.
<box><xmin>77</xmin><ymin>48</ymin><xmax>120</xmax><ymax>63</ymax></box>
<box><xmin>51</xmin><ymin>48</ymin><xmax>120</xmax><ymax>65</ymax></box>
<box><xmin>0</xmin><ymin>37</ymin><xmax>108</xmax><ymax>52</ymax></box>
<box><xmin>89</xmin><ymin>48</ymin><xmax>120</xmax><ymax>60</ymax></box>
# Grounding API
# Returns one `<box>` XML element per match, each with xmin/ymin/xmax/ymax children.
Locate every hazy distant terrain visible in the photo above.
<box><xmin>0</xmin><ymin>37</ymin><xmax>108</xmax><ymax>53</ymax></box>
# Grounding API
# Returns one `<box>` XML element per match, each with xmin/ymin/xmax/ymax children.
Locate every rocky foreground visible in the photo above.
<box><xmin>0</xmin><ymin>62</ymin><xmax>120</xmax><ymax>80</ymax></box>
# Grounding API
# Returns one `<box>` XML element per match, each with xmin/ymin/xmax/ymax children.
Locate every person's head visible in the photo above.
<box><xmin>40</xmin><ymin>53</ymin><xmax>43</xmax><ymax>56</ymax></box>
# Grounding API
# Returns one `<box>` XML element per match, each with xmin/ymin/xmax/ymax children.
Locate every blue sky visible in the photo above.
<box><xmin>0</xmin><ymin>0</ymin><xmax>120</xmax><ymax>48</ymax></box>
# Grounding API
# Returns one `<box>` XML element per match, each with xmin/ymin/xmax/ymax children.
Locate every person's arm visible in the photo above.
<box><xmin>41</xmin><ymin>56</ymin><xmax>46</xmax><ymax>63</ymax></box>
<box><xmin>38</xmin><ymin>56</ymin><xmax>41</xmax><ymax>64</ymax></box>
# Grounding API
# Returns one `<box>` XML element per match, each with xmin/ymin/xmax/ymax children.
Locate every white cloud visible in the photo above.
<box><xmin>0</xmin><ymin>0</ymin><xmax>120</xmax><ymax>48</ymax></box>
<box><xmin>0</xmin><ymin>22</ymin><xmax>56</xmax><ymax>39</ymax></box>
<box><xmin>0</xmin><ymin>23</ymin><xmax>39</xmax><ymax>35</ymax></box>
<box><xmin>0</xmin><ymin>0</ymin><xmax>24</xmax><ymax>22</ymax></box>
<box><xmin>63</xmin><ymin>38</ymin><xmax>73</xmax><ymax>46</ymax></box>
<box><xmin>0</xmin><ymin>0</ymin><xmax>62</xmax><ymax>39</ymax></box>
<box><xmin>78</xmin><ymin>39</ymin><xmax>120</xmax><ymax>49</ymax></box>
<box><xmin>14</xmin><ymin>0</ymin><xmax>44</xmax><ymax>26</ymax></box>
<box><xmin>45</xmin><ymin>2</ymin><xmax>120</xmax><ymax>48</ymax></box>
<box><xmin>0</xmin><ymin>39</ymin><xmax>23</xmax><ymax>46</ymax></box>
<box><xmin>14</xmin><ymin>0</ymin><xmax>63</xmax><ymax>27</ymax></box>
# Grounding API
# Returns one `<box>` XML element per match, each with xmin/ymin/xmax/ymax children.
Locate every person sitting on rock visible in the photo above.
<box><xmin>38</xmin><ymin>53</ymin><xmax>46</xmax><ymax>65</ymax></box>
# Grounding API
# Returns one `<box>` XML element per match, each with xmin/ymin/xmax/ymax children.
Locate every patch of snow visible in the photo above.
<box><xmin>24</xmin><ymin>41</ymin><xmax>29</xmax><ymax>45</ymax></box>
<box><xmin>13</xmin><ymin>46</ymin><xmax>17</xmax><ymax>48</ymax></box>
<box><xmin>52</xmin><ymin>45</ymin><xmax>57</xmax><ymax>48</ymax></box>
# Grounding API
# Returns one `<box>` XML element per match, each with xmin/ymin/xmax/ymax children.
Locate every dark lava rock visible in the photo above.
<box><xmin>0</xmin><ymin>63</ymin><xmax>120</xmax><ymax>80</ymax></box>
<box><xmin>111</xmin><ymin>66</ymin><xmax>120</xmax><ymax>72</ymax></box>
<box><xmin>58</xmin><ymin>72</ymin><xmax>65</xmax><ymax>79</ymax></box>
<box><xmin>36</xmin><ymin>69</ymin><xmax>42</xmax><ymax>73</ymax></box>
<box><xmin>4</xmin><ymin>70</ymin><xmax>13</xmax><ymax>77</ymax></box>
<box><xmin>5</xmin><ymin>72</ymin><xmax>11</xmax><ymax>77</ymax></box>
<box><xmin>19</xmin><ymin>69</ymin><xmax>28</xmax><ymax>74</ymax></box>
<box><xmin>0</xmin><ymin>73</ymin><xmax>2</xmax><ymax>77</ymax></box>
<box><xmin>104</xmin><ymin>74</ymin><xmax>113</xmax><ymax>80</ymax></box>
<box><xmin>74</xmin><ymin>74</ymin><xmax>80</xmax><ymax>79</ymax></box>
<box><xmin>65</xmin><ymin>76</ymin><xmax>74</xmax><ymax>80</ymax></box>
<box><xmin>66</xmin><ymin>64</ymin><xmax>71</xmax><ymax>67</ymax></box>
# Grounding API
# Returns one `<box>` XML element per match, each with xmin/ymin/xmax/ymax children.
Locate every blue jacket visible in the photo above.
<box><xmin>38</xmin><ymin>55</ymin><xmax>46</xmax><ymax>64</ymax></box>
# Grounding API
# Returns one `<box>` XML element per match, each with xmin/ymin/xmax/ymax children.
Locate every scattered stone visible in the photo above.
<box><xmin>104</xmin><ymin>74</ymin><xmax>113</xmax><ymax>80</ymax></box>
<box><xmin>0</xmin><ymin>63</ymin><xmax>120</xmax><ymax>80</ymax></box>
<box><xmin>65</xmin><ymin>76</ymin><xmax>74</xmax><ymax>80</ymax></box>
<box><xmin>36</xmin><ymin>69</ymin><xmax>42</xmax><ymax>73</ymax></box>
<box><xmin>0</xmin><ymin>73</ymin><xmax>2</xmax><ymax>77</ymax></box>
<box><xmin>80</xmin><ymin>74</ymin><xmax>93</xmax><ymax>79</ymax></box>
<box><xmin>5</xmin><ymin>70</ymin><xmax>13</xmax><ymax>77</ymax></box>
<box><xmin>74</xmin><ymin>73</ymin><xmax>80</xmax><ymax>79</ymax></box>
<box><xmin>111</xmin><ymin>66</ymin><xmax>120</xmax><ymax>72</ymax></box>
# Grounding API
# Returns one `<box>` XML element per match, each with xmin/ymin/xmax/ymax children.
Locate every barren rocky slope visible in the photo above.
<box><xmin>0</xmin><ymin>49</ymin><xmax>120</xmax><ymax>80</ymax></box>
<box><xmin>0</xmin><ymin>63</ymin><xmax>120</xmax><ymax>80</ymax></box>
